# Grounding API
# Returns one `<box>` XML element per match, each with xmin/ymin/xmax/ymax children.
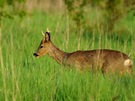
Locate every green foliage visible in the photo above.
<box><xmin>103</xmin><ymin>0</ymin><xmax>125</xmax><ymax>32</ymax></box>
<box><xmin>0</xmin><ymin>0</ymin><xmax>25</xmax><ymax>6</ymax></box>
<box><xmin>63</xmin><ymin>0</ymin><xmax>88</xmax><ymax>31</ymax></box>
<box><xmin>0</xmin><ymin>12</ymin><xmax>135</xmax><ymax>100</ymax></box>
<box><xmin>63</xmin><ymin>0</ymin><xmax>135</xmax><ymax>33</ymax></box>
<box><xmin>0</xmin><ymin>0</ymin><xmax>26</xmax><ymax>27</ymax></box>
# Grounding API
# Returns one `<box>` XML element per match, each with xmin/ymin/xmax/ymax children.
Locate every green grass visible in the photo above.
<box><xmin>0</xmin><ymin>11</ymin><xmax>135</xmax><ymax>101</ymax></box>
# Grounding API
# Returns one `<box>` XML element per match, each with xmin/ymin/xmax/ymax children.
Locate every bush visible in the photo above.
<box><xmin>0</xmin><ymin>0</ymin><xmax>26</xmax><ymax>27</ymax></box>
<box><xmin>63</xmin><ymin>0</ymin><xmax>135</xmax><ymax>33</ymax></box>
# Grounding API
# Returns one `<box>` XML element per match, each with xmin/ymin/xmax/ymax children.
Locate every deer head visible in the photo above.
<box><xmin>33</xmin><ymin>28</ymin><xmax>51</xmax><ymax>57</ymax></box>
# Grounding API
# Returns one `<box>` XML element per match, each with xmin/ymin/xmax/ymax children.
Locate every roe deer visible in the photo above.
<box><xmin>33</xmin><ymin>29</ymin><xmax>133</xmax><ymax>74</ymax></box>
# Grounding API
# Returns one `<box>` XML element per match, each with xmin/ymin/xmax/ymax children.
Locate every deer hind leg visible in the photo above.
<box><xmin>101</xmin><ymin>62</ymin><xmax>108</xmax><ymax>74</ymax></box>
<box><xmin>101</xmin><ymin>60</ymin><xmax>115</xmax><ymax>74</ymax></box>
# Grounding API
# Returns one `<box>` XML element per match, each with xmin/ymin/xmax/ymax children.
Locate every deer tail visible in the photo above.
<box><xmin>124</xmin><ymin>59</ymin><xmax>133</xmax><ymax>68</ymax></box>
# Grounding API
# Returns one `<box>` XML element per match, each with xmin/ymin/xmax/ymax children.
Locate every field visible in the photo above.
<box><xmin>0</xmin><ymin>11</ymin><xmax>135</xmax><ymax>101</ymax></box>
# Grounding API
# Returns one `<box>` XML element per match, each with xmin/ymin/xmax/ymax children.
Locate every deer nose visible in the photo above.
<box><xmin>33</xmin><ymin>53</ymin><xmax>38</xmax><ymax>57</ymax></box>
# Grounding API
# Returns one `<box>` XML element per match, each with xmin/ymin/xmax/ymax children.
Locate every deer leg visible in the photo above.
<box><xmin>101</xmin><ymin>62</ymin><xmax>108</xmax><ymax>74</ymax></box>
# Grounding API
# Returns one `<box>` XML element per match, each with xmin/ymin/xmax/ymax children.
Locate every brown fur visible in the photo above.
<box><xmin>33</xmin><ymin>30</ymin><xmax>133</xmax><ymax>74</ymax></box>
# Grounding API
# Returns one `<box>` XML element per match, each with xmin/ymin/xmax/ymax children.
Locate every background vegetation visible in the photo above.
<box><xmin>0</xmin><ymin>0</ymin><xmax>135</xmax><ymax>101</ymax></box>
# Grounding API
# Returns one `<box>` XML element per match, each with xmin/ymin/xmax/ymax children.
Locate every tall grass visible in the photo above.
<box><xmin>0</xmin><ymin>11</ymin><xmax>135</xmax><ymax>101</ymax></box>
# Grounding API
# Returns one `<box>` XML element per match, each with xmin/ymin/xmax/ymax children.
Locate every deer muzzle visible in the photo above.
<box><xmin>33</xmin><ymin>53</ymin><xmax>39</xmax><ymax>57</ymax></box>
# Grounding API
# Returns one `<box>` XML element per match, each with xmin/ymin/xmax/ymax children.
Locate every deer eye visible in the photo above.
<box><xmin>40</xmin><ymin>46</ymin><xmax>43</xmax><ymax>48</ymax></box>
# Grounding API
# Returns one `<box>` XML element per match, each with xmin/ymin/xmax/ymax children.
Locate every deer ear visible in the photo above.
<box><xmin>45</xmin><ymin>28</ymin><xmax>50</xmax><ymax>41</ymax></box>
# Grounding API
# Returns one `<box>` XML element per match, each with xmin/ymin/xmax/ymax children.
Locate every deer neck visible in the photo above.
<box><xmin>48</xmin><ymin>43</ymin><xmax>67</xmax><ymax>65</ymax></box>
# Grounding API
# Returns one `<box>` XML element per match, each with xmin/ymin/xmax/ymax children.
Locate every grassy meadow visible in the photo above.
<box><xmin>0</xmin><ymin>11</ymin><xmax>135</xmax><ymax>101</ymax></box>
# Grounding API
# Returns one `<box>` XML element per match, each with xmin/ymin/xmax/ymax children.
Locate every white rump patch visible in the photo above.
<box><xmin>124</xmin><ymin>59</ymin><xmax>133</xmax><ymax>67</ymax></box>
